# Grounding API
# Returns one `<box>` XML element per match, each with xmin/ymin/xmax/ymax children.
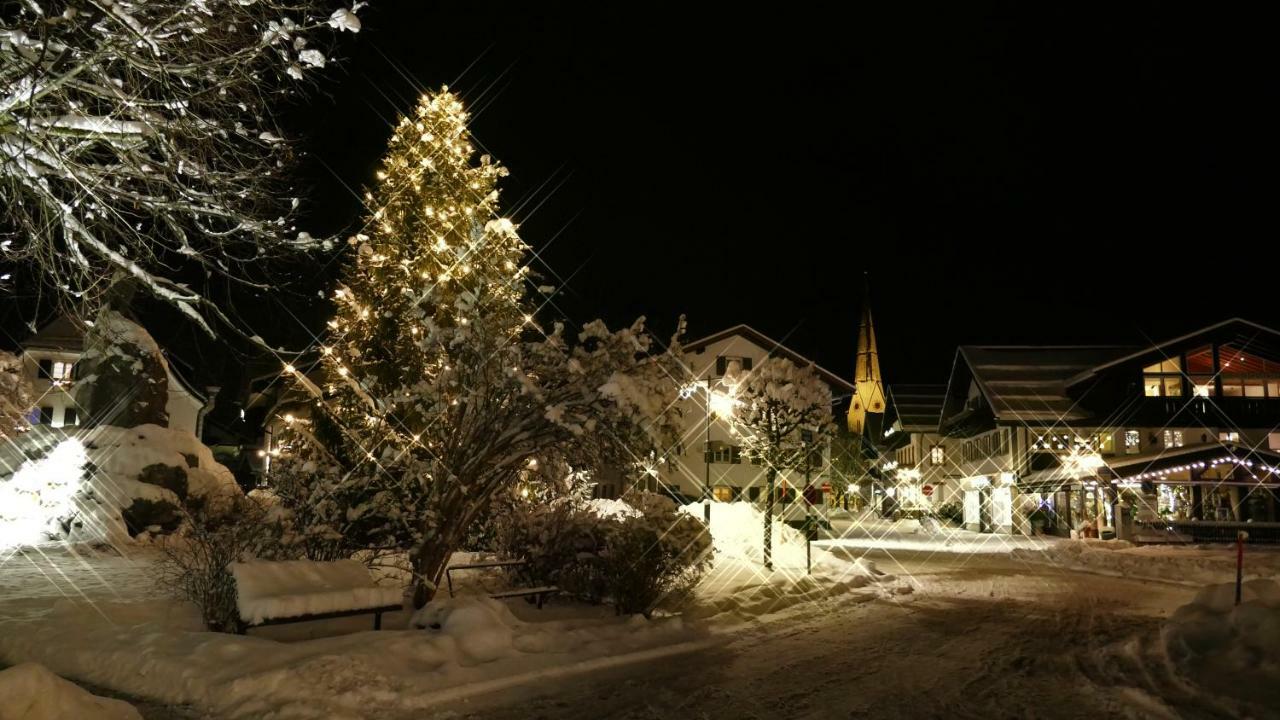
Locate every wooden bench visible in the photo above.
<box><xmin>445</xmin><ymin>558</ymin><xmax>559</xmax><ymax>609</ymax></box>
<box><xmin>230</xmin><ymin>559</ymin><xmax>403</xmax><ymax>633</ymax></box>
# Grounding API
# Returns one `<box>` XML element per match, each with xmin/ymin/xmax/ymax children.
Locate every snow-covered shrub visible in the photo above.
<box><xmin>933</xmin><ymin>501</ymin><xmax>963</xmax><ymax>525</ymax></box>
<box><xmin>493</xmin><ymin>492</ymin><xmax>711</xmax><ymax>614</ymax></box>
<box><xmin>493</xmin><ymin>501</ymin><xmax>610</xmax><ymax>600</ymax></box>
<box><xmin>600</xmin><ymin>492</ymin><xmax>712</xmax><ymax>616</ymax></box>
<box><xmin>155</xmin><ymin>496</ymin><xmax>293</xmax><ymax>633</ymax></box>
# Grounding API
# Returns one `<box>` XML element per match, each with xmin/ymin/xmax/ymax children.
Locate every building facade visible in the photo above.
<box><xmin>894</xmin><ymin>319</ymin><xmax>1280</xmax><ymax>539</ymax></box>
<box><xmin>20</xmin><ymin>316</ymin><xmax>213</xmax><ymax>437</ymax></box>
<box><xmin>656</xmin><ymin>325</ymin><xmax>854</xmax><ymax>518</ymax></box>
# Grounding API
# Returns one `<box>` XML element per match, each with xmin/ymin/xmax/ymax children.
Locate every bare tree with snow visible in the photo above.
<box><xmin>734</xmin><ymin>358</ymin><xmax>835</xmax><ymax>570</ymax></box>
<box><xmin>0</xmin><ymin>1</ymin><xmax>363</xmax><ymax>337</ymax></box>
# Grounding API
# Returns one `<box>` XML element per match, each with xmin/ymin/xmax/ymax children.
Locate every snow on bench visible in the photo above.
<box><xmin>230</xmin><ymin>559</ymin><xmax>403</xmax><ymax>630</ymax></box>
<box><xmin>445</xmin><ymin>559</ymin><xmax>559</xmax><ymax>609</ymax></box>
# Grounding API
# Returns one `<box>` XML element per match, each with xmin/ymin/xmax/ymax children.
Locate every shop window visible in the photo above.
<box><xmin>1095</xmin><ymin>432</ymin><xmax>1115</xmax><ymax>455</ymax></box>
<box><xmin>1124</xmin><ymin>430</ymin><xmax>1141</xmax><ymax>454</ymax></box>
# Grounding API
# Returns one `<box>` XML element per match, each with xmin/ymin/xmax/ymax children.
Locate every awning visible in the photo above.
<box><xmin>1101</xmin><ymin>442</ymin><xmax>1280</xmax><ymax>485</ymax></box>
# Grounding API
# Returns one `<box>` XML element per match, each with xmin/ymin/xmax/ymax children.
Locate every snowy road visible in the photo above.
<box><xmin>436</xmin><ymin>548</ymin><xmax>1229</xmax><ymax>720</ymax></box>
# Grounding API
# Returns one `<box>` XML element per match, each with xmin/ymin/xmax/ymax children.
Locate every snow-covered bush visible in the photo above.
<box><xmin>154</xmin><ymin>495</ymin><xmax>293</xmax><ymax>633</ymax></box>
<box><xmin>494</xmin><ymin>492</ymin><xmax>711</xmax><ymax>614</ymax></box>
<box><xmin>493</xmin><ymin>501</ymin><xmax>611</xmax><ymax>601</ymax></box>
<box><xmin>600</xmin><ymin>492</ymin><xmax>712</xmax><ymax>616</ymax></box>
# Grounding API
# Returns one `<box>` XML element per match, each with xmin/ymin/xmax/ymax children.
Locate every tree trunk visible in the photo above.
<box><xmin>763</xmin><ymin>468</ymin><xmax>776</xmax><ymax>570</ymax></box>
<box><xmin>410</xmin><ymin>537</ymin><xmax>456</xmax><ymax>609</ymax></box>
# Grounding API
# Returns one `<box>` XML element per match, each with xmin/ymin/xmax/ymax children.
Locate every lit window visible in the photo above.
<box><xmin>712</xmin><ymin>486</ymin><xmax>735</xmax><ymax>502</ymax></box>
<box><xmin>1124</xmin><ymin>430</ymin><xmax>1141</xmax><ymax>454</ymax></box>
<box><xmin>1173</xmin><ymin>430</ymin><xmax>1183</xmax><ymax>447</ymax></box>
<box><xmin>1219</xmin><ymin>431</ymin><xmax>1240</xmax><ymax>443</ymax></box>
<box><xmin>1186</xmin><ymin>346</ymin><xmax>1216</xmax><ymax>397</ymax></box>
<box><xmin>1095</xmin><ymin>433</ymin><xmax>1115</xmax><ymax>455</ymax></box>
<box><xmin>1163</xmin><ymin>430</ymin><xmax>1185</xmax><ymax>448</ymax></box>
<box><xmin>930</xmin><ymin>445</ymin><xmax>945</xmax><ymax>465</ymax></box>
<box><xmin>1142</xmin><ymin>357</ymin><xmax>1183</xmax><ymax>397</ymax></box>
<box><xmin>1218</xmin><ymin>344</ymin><xmax>1280</xmax><ymax>399</ymax></box>
<box><xmin>50</xmin><ymin>361</ymin><xmax>73</xmax><ymax>381</ymax></box>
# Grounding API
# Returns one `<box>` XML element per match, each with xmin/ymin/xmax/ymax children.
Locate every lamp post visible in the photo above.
<box><xmin>801</xmin><ymin>428</ymin><xmax>814</xmax><ymax>575</ymax></box>
<box><xmin>704</xmin><ymin>374</ymin><xmax>712</xmax><ymax>523</ymax></box>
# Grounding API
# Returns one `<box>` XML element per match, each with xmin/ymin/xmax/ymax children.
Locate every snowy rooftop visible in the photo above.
<box><xmin>956</xmin><ymin>345</ymin><xmax>1133</xmax><ymax>423</ymax></box>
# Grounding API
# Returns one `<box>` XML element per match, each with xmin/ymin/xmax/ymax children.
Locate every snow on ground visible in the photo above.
<box><xmin>1011</xmin><ymin>537</ymin><xmax>1280</xmax><ymax>586</ymax></box>
<box><xmin>680</xmin><ymin>502</ymin><xmax>912</xmax><ymax>624</ymax></box>
<box><xmin>0</xmin><ymin>546</ymin><xmax>704</xmax><ymax>719</ymax></box>
<box><xmin>821</xmin><ymin>511</ymin><xmax>1056</xmax><ymax>553</ymax></box>
<box><xmin>0</xmin><ymin>662</ymin><xmax>142</xmax><ymax>720</ymax></box>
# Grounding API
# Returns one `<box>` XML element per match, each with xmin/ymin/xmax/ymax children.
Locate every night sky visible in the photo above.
<box><xmin>289</xmin><ymin>2</ymin><xmax>1277</xmax><ymax>386</ymax></box>
<box><xmin>6</xmin><ymin>3</ymin><xmax>1276</xmax><ymax>392</ymax></box>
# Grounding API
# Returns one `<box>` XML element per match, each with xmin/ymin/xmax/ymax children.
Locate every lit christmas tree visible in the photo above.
<box><xmin>276</xmin><ymin>89</ymin><xmax>684</xmax><ymax>607</ymax></box>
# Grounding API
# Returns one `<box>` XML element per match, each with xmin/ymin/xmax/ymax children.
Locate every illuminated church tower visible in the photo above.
<box><xmin>847</xmin><ymin>280</ymin><xmax>885</xmax><ymax>439</ymax></box>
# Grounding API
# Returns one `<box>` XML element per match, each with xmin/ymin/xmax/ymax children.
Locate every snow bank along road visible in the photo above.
<box><xmin>442</xmin><ymin>547</ymin><xmax>1235</xmax><ymax>720</ymax></box>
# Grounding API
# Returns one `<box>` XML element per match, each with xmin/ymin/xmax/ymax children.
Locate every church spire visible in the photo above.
<box><xmin>847</xmin><ymin>275</ymin><xmax>885</xmax><ymax>436</ymax></box>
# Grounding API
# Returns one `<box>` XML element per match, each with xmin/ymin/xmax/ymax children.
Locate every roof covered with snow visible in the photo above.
<box><xmin>22</xmin><ymin>315</ymin><xmax>88</xmax><ymax>352</ymax></box>
<box><xmin>953</xmin><ymin>345</ymin><xmax>1133</xmax><ymax>423</ymax></box>
<box><xmin>887</xmin><ymin>384</ymin><xmax>946</xmax><ymax>432</ymax></box>
<box><xmin>683</xmin><ymin>324</ymin><xmax>855</xmax><ymax>394</ymax></box>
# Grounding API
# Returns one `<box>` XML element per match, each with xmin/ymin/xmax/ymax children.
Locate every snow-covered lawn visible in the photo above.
<box><xmin>0</xmin><ymin>502</ymin><xmax>906</xmax><ymax>718</ymax></box>
<box><xmin>0</xmin><ymin>662</ymin><xmax>142</xmax><ymax>720</ymax></box>
<box><xmin>0</xmin><ymin>546</ymin><xmax>709</xmax><ymax>719</ymax></box>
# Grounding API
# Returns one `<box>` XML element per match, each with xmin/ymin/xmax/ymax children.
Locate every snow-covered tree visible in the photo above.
<box><xmin>0</xmin><ymin>350</ymin><xmax>33</xmax><ymax>436</ymax></box>
<box><xmin>0</xmin><ymin>1</ymin><xmax>363</xmax><ymax>338</ymax></box>
<box><xmin>275</xmin><ymin>89</ymin><xmax>683</xmax><ymax>607</ymax></box>
<box><xmin>734</xmin><ymin>358</ymin><xmax>834</xmax><ymax>570</ymax></box>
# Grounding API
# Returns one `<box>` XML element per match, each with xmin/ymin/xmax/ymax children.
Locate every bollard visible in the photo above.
<box><xmin>1236</xmin><ymin>530</ymin><xmax>1249</xmax><ymax>606</ymax></box>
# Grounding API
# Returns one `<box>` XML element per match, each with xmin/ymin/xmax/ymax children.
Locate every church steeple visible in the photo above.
<box><xmin>847</xmin><ymin>277</ymin><xmax>885</xmax><ymax>436</ymax></box>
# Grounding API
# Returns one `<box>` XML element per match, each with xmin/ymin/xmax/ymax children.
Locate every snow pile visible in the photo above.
<box><xmin>0</xmin><ymin>423</ymin><xmax>243</xmax><ymax>547</ymax></box>
<box><xmin>0</xmin><ymin>439</ymin><xmax>88</xmax><ymax>550</ymax></box>
<box><xmin>681</xmin><ymin>500</ymin><xmax>825</xmax><ymax>569</ymax></box>
<box><xmin>1012</xmin><ymin>540</ymin><xmax>1280</xmax><ymax>586</ymax></box>
<box><xmin>0</xmin><ymin>662</ymin><xmax>142</xmax><ymax>720</ymax></box>
<box><xmin>232</xmin><ymin>560</ymin><xmax>403</xmax><ymax>624</ymax></box>
<box><xmin>1159</xmin><ymin>579</ymin><xmax>1280</xmax><ymax>709</ymax></box>
<box><xmin>584</xmin><ymin>497</ymin><xmax>642</xmax><ymax>519</ymax></box>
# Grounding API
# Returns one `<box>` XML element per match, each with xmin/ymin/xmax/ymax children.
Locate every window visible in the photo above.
<box><xmin>38</xmin><ymin>407</ymin><xmax>53</xmax><ymax>425</ymax></box>
<box><xmin>62</xmin><ymin>407</ymin><xmax>77</xmax><ymax>427</ymax></box>
<box><xmin>1219</xmin><ymin>431</ymin><xmax>1241</xmax><ymax>443</ymax></box>
<box><xmin>712</xmin><ymin>486</ymin><xmax>735</xmax><ymax>502</ymax></box>
<box><xmin>1095</xmin><ymin>432</ymin><xmax>1115</xmax><ymax>455</ymax></box>
<box><xmin>705</xmin><ymin>442</ymin><xmax>741</xmax><ymax>464</ymax></box>
<box><xmin>1163</xmin><ymin>430</ymin><xmax>1184</xmax><ymax>448</ymax></box>
<box><xmin>714</xmin><ymin>355</ymin><xmax>753</xmax><ymax>377</ymax></box>
<box><xmin>37</xmin><ymin>359</ymin><xmax>52</xmax><ymax>380</ymax></box>
<box><xmin>1124</xmin><ymin>430</ymin><xmax>1141</xmax><ymax>454</ymax></box>
<box><xmin>1219</xmin><ymin>344</ymin><xmax>1280</xmax><ymax>399</ymax></box>
<box><xmin>1142</xmin><ymin>357</ymin><xmax>1182</xmax><ymax>397</ymax></box>
<box><xmin>50</xmin><ymin>361</ymin><xmax>73</xmax><ymax>381</ymax></box>
<box><xmin>1186</xmin><ymin>346</ymin><xmax>1215</xmax><ymax>396</ymax></box>
<box><xmin>930</xmin><ymin>445</ymin><xmax>945</xmax><ymax>465</ymax></box>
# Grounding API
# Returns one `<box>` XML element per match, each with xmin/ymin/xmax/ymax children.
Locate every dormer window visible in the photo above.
<box><xmin>1142</xmin><ymin>357</ymin><xmax>1182</xmax><ymax>397</ymax></box>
